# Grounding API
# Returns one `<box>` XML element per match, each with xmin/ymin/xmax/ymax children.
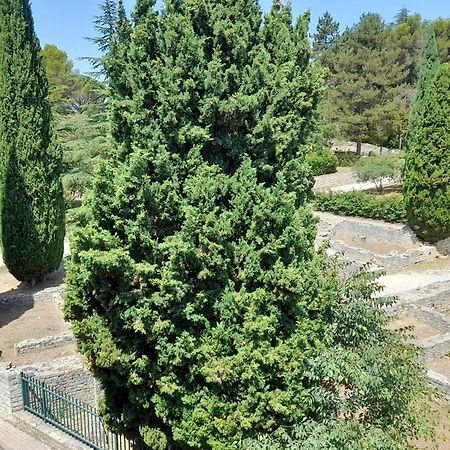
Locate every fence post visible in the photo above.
<box><xmin>114</xmin><ymin>433</ymin><xmax>119</xmax><ymax>450</ymax></box>
<box><xmin>20</xmin><ymin>373</ymin><xmax>27</xmax><ymax>411</ymax></box>
<box><xmin>40</xmin><ymin>380</ymin><xmax>48</xmax><ymax>423</ymax></box>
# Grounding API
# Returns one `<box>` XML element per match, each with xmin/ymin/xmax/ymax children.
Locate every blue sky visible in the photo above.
<box><xmin>32</xmin><ymin>0</ymin><xmax>449</xmax><ymax>74</ymax></box>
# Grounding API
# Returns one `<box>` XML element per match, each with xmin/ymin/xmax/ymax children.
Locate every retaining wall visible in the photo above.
<box><xmin>0</xmin><ymin>356</ymin><xmax>102</xmax><ymax>417</ymax></box>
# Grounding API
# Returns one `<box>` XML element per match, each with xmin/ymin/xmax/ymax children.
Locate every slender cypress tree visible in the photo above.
<box><xmin>404</xmin><ymin>63</ymin><xmax>450</xmax><ymax>242</ymax></box>
<box><xmin>0</xmin><ymin>0</ymin><xmax>65</xmax><ymax>283</ymax></box>
<box><xmin>406</xmin><ymin>30</ymin><xmax>440</xmax><ymax>150</ymax></box>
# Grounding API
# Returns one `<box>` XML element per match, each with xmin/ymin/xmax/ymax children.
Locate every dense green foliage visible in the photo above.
<box><xmin>242</xmin><ymin>268</ymin><xmax>434</xmax><ymax>449</ymax></box>
<box><xmin>306</xmin><ymin>147</ymin><xmax>338</xmax><ymax>176</ymax></box>
<box><xmin>354</xmin><ymin>153</ymin><xmax>405</xmax><ymax>192</ymax></box>
<box><xmin>65</xmin><ymin>1</ymin><xmax>435</xmax><ymax>448</ymax></box>
<box><xmin>314</xmin><ymin>191</ymin><xmax>406</xmax><ymax>223</ymax></box>
<box><xmin>66</xmin><ymin>1</ymin><xmax>326</xmax><ymax>447</ymax></box>
<box><xmin>316</xmin><ymin>10</ymin><xmax>450</xmax><ymax>150</ymax></box>
<box><xmin>404</xmin><ymin>63</ymin><xmax>450</xmax><ymax>242</ymax></box>
<box><xmin>334</xmin><ymin>151</ymin><xmax>361</xmax><ymax>167</ymax></box>
<box><xmin>0</xmin><ymin>0</ymin><xmax>65</xmax><ymax>282</ymax></box>
<box><xmin>406</xmin><ymin>31</ymin><xmax>440</xmax><ymax>151</ymax></box>
<box><xmin>57</xmin><ymin>107</ymin><xmax>108</xmax><ymax>201</ymax></box>
<box><xmin>322</xmin><ymin>13</ymin><xmax>407</xmax><ymax>152</ymax></box>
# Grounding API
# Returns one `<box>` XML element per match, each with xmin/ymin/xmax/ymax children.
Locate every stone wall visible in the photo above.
<box><xmin>0</xmin><ymin>356</ymin><xmax>102</xmax><ymax>417</ymax></box>
<box><xmin>331</xmin><ymin>140</ymin><xmax>399</xmax><ymax>156</ymax></box>
<box><xmin>0</xmin><ymin>363</ymin><xmax>20</xmax><ymax>416</ymax></box>
<box><xmin>14</xmin><ymin>333</ymin><xmax>75</xmax><ymax>356</ymax></box>
<box><xmin>436</xmin><ymin>237</ymin><xmax>450</xmax><ymax>256</ymax></box>
<box><xmin>0</xmin><ymin>285</ymin><xmax>65</xmax><ymax>308</ymax></box>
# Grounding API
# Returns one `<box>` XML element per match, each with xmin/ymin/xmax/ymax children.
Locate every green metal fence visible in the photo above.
<box><xmin>20</xmin><ymin>372</ymin><xmax>149</xmax><ymax>450</ymax></box>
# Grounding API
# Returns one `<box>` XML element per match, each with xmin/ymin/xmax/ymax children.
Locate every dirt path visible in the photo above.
<box><xmin>0</xmin><ymin>259</ymin><xmax>75</xmax><ymax>365</ymax></box>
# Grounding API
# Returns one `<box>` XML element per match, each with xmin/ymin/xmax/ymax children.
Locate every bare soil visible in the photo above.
<box><xmin>0</xmin><ymin>264</ymin><xmax>74</xmax><ymax>365</ymax></box>
<box><xmin>427</xmin><ymin>357</ymin><xmax>450</xmax><ymax>380</ymax></box>
<box><xmin>388</xmin><ymin>316</ymin><xmax>443</xmax><ymax>342</ymax></box>
<box><xmin>415</xmin><ymin>400</ymin><xmax>450</xmax><ymax>450</ymax></box>
<box><xmin>0</xmin><ymin>263</ymin><xmax>65</xmax><ymax>296</ymax></box>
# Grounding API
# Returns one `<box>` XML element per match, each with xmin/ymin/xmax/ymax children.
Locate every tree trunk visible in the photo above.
<box><xmin>356</xmin><ymin>141</ymin><xmax>362</xmax><ymax>156</ymax></box>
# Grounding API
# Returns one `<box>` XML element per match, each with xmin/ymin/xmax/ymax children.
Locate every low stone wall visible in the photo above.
<box><xmin>428</xmin><ymin>370</ymin><xmax>450</xmax><ymax>398</ymax></box>
<box><xmin>0</xmin><ymin>363</ymin><xmax>20</xmax><ymax>416</ymax></box>
<box><xmin>417</xmin><ymin>333</ymin><xmax>450</xmax><ymax>361</ymax></box>
<box><xmin>0</xmin><ymin>285</ymin><xmax>65</xmax><ymax>308</ymax></box>
<box><xmin>14</xmin><ymin>333</ymin><xmax>76</xmax><ymax>356</ymax></box>
<box><xmin>0</xmin><ymin>356</ymin><xmax>102</xmax><ymax>417</ymax></box>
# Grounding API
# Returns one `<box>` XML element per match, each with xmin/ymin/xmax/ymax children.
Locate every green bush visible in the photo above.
<box><xmin>354</xmin><ymin>152</ymin><xmax>405</xmax><ymax>191</ymax></box>
<box><xmin>334</xmin><ymin>151</ymin><xmax>361</xmax><ymax>167</ymax></box>
<box><xmin>306</xmin><ymin>148</ymin><xmax>338</xmax><ymax>175</ymax></box>
<box><xmin>313</xmin><ymin>191</ymin><xmax>406</xmax><ymax>223</ymax></box>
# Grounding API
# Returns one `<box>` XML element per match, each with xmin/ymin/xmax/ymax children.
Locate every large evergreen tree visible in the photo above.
<box><xmin>66</xmin><ymin>1</ymin><xmax>433</xmax><ymax>448</ymax></box>
<box><xmin>0</xmin><ymin>0</ymin><xmax>65</xmax><ymax>283</ymax></box>
<box><xmin>404</xmin><ymin>63</ymin><xmax>450</xmax><ymax>242</ymax></box>
<box><xmin>323</xmin><ymin>13</ymin><xmax>408</xmax><ymax>152</ymax></box>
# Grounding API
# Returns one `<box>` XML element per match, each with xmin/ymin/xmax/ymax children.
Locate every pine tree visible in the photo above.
<box><xmin>323</xmin><ymin>13</ymin><xmax>408</xmax><ymax>153</ymax></box>
<box><xmin>0</xmin><ymin>0</ymin><xmax>65</xmax><ymax>283</ymax></box>
<box><xmin>404</xmin><ymin>63</ymin><xmax>450</xmax><ymax>242</ymax></box>
<box><xmin>394</xmin><ymin>8</ymin><xmax>410</xmax><ymax>25</ymax></box>
<box><xmin>84</xmin><ymin>0</ymin><xmax>119</xmax><ymax>75</ymax></box>
<box><xmin>312</xmin><ymin>11</ymin><xmax>339</xmax><ymax>58</ymax></box>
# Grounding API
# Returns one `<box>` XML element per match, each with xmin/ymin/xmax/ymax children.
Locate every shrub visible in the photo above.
<box><xmin>354</xmin><ymin>152</ymin><xmax>405</xmax><ymax>191</ymax></box>
<box><xmin>306</xmin><ymin>147</ymin><xmax>338</xmax><ymax>175</ymax></box>
<box><xmin>313</xmin><ymin>191</ymin><xmax>406</xmax><ymax>223</ymax></box>
<box><xmin>65</xmin><ymin>2</ymin><xmax>327</xmax><ymax>448</ymax></box>
<box><xmin>334</xmin><ymin>151</ymin><xmax>361</xmax><ymax>167</ymax></box>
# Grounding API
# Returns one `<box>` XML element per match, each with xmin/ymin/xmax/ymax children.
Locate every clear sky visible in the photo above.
<box><xmin>31</xmin><ymin>0</ymin><xmax>449</xmax><ymax>75</ymax></box>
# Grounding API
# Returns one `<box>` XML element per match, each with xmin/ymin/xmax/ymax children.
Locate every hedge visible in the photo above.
<box><xmin>313</xmin><ymin>191</ymin><xmax>406</xmax><ymax>223</ymax></box>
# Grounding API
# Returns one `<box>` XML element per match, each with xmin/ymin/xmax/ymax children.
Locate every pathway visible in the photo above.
<box><xmin>0</xmin><ymin>417</ymin><xmax>52</xmax><ymax>450</ymax></box>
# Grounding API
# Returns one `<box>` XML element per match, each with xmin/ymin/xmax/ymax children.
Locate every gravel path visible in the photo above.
<box><xmin>313</xmin><ymin>169</ymin><xmax>399</xmax><ymax>193</ymax></box>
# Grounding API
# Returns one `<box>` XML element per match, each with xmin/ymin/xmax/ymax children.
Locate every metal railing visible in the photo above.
<box><xmin>20</xmin><ymin>372</ymin><xmax>149</xmax><ymax>450</ymax></box>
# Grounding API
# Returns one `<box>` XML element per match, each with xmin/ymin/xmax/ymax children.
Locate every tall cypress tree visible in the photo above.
<box><xmin>66</xmin><ymin>1</ymin><xmax>325</xmax><ymax>447</ymax></box>
<box><xmin>0</xmin><ymin>0</ymin><xmax>65</xmax><ymax>283</ymax></box>
<box><xmin>404</xmin><ymin>63</ymin><xmax>450</xmax><ymax>242</ymax></box>
<box><xmin>406</xmin><ymin>30</ymin><xmax>440</xmax><ymax>150</ymax></box>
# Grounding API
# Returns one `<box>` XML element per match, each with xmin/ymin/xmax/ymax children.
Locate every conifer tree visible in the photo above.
<box><xmin>404</xmin><ymin>63</ymin><xmax>450</xmax><ymax>242</ymax></box>
<box><xmin>406</xmin><ymin>30</ymin><xmax>440</xmax><ymax>150</ymax></box>
<box><xmin>323</xmin><ymin>13</ymin><xmax>408</xmax><ymax>153</ymax></box>
<box><xmin>312</xmin><ymin>11</ymin><xmax>339</xmax><ymax>58</ymax></box>
<box><xmin>65</xmin><ymin>1</ymin><xmax>433</xmax><ymax>448</ymax></box>
<box><xmin>0</xmin><ymin>0</ymin><xmax>65</xmax><ymax>283</ymax></box>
